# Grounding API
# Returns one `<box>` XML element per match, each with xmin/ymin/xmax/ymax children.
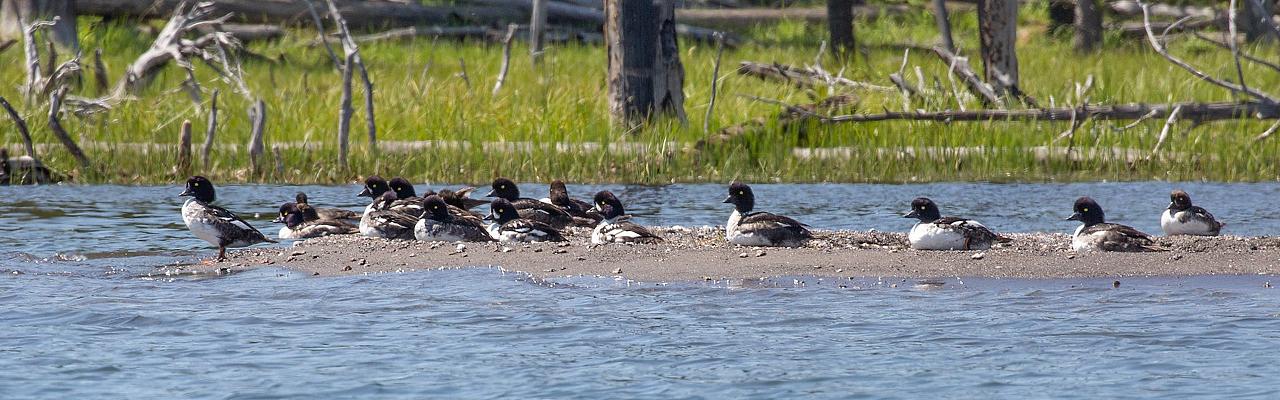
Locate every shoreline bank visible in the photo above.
<box><xmin>168</xmin><ymin>227</ymin><xmax>1280</xmax><ymax>282</ymax></box>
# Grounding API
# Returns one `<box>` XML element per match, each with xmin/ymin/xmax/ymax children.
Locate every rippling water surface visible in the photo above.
<box><xmin>2</xmin><ymin>182</ymin><xmax>1280</xmax><ymax>398</ymax></box>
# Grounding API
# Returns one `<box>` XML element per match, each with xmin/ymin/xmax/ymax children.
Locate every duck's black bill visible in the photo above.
<box><xmin>1066</xmin><ymin>212</ymin><xmax>1083</xmax><ymax>221</ymax></box>
<box><xmin>357</xmin><ymin>187</ymin><xmax>372</xmax><ymax>197</ymax></box>
<box><xmin>271</xmin><ymin>216</ymin><xmax>284</xmax><ymax>223</ymax></box>
<box><xmin>179</xmin><ymin>187</ymin><xmax>194</xmax><ymax>197</ymax></box>
<box><xmin>484</xmin><ymin>190</ymin><xmax>496</xmax><ymax>198</ymax></box>
<box><xmin>482</xmin><ymin>213</ymin><xmax>495</xmax><ymax>222</ymax></box>
<box><xmin>903</xmin><ymin>210</ymin><xmax>920</xmax><ymax>219</ymax></box>
<box><xmin>721</xmin><ymin>195</ymin><xmax>732</xmax><ymax>203</ymax></box>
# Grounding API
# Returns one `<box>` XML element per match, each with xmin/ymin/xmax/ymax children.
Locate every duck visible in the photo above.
<box><xmin>272</xmin><ymin>202</ymin><xmax>359</xmax><ymax>239</ymax></box>
<box><xmin>722</xmin><ymin>182</ymin><xmax>811</xmax><ymax>247</ymax></box>
<box><xmin>439</xmin><ymin>187</ymin><xmax>489</xmax><ymax>210</ymax></box>
<box><xmin>361</xmin><ymin>191</ymin><xmax>419</xmax><ymax>240</ymax></box>
<box><xmin>357</xmin><ymin>175</ymin><xmax>423</xmax><ymax>217</ymax></box>
<box><xmin>588</xmin><ymin>191</ymin><xmax>662</xmax><ymax>244</ymax></box>
<box><xmin>294</xmin><ymin>192</ymin><xmax>358</xmax><ymax>221</ymax></box>
<box><xmin>1067</xmin><ymin>196</ymin><xmax>1160</xmax><ymax>252</ymax></box>
<box><xmin>179</xmin><ymin>176</ymin><xmax>276</xmax><ymax>261</ymax></box>
<box><xmin>483</xmin><ymin>198</ymin><xmax>566</xmax><ymax>242</ymax></box>
<box><xmin>542</xmin><ymin>180</ymin><xmax>603</xmax><ymax>226</ymax></box>
<box><xmin>904</xmin><ymin>197</ymin><xmax>1011</xmax><ymax>250</ymax></box>
<box><xmin>414</xmin><ymin>195</ymin><xmax>494</xmax><ymax>242</ymax></box>
<box><xmin>485</xmin><ymin>177</ymin><xmax>574</xmax><ymax>229</ymax></box>
<box><xmin>1161</xmin><ymin>190</ymin><xmax>1223</xmax><ymax>236</ymax></box>
<box><xmin>389</xmin><ymin>177</ymin><xmax>486</xmax><ymax>219</ymax></box>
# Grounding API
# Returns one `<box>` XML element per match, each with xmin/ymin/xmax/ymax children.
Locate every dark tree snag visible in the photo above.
<box><xmin>303</xmin><ymin>0</ymin><xmax>341</xmax><ymax>71</ymax></box>
<box><xmin>326</xmin><ymin>0</ymin><xmax>375</xmax><ymax>151</ymax></box>
<box><xmin>47</xmin><ymin>86</ymin><xmax>90</xmax><ymax>171</ymax></box>
<box><xmin>976</xmin><ymin>0</ymin><xmax>1021</xmax><ymax>97</ymax></box>
<box><xmin>0</xmin><ymin>96</ymin><xmax>38</xmax><ymax>160</ymax></box>
<box><xmin>338</xmin><ymin>52</ymin><xmax>354</xmax><ymax>167</ymax></box>
<box><xmin>203</xmin><ymin>89</ymin><xmax>218</xmax><ymax>169</ymax></box>
<box><xmin>1074</xmin><ymin>0</ymin><xmax>1103</xmax><ymax>52</ymax></box>
<box><xmin>177</xmin><ymin>119</ymin><xmax>192</xmax><ymax>174</ymax></box>
<box><xmin>736</xmin><ymin>61</ymin><xmax>893</xmax><ymax>92</ymax></box>
<box><xmin>92</xmin><ymin>47</ymin><xmax>108</xmax><ymax>93</ymax></box>
<box><xmin>529</xmin><ymin>0</ymin><xmax>548</xmax><ymax>65</ymax></box>
<box><xmin>825</xmin><ymin>101</ymin><xmax>1280</xmax><ymax>124</ymax></box>
<box><xmin>271</xmin><ymin>145</ymin><xmax>284</xmax><ymax>176</ymax></box>
<box><xmin>492</xmin><ymin>23</ymin><xmax>517</xmax><ymax>95</ymax></box>
<box><xmin>605</xmin><ymin>0</ymin><xmax>686</xmax><ymax>126</ymax></box>
<box><xmin>1048</xmin><ymin>0</ymin><xmax>1074</xmax><ymax>31</ymax></box>
<box><xmin>826</xmin><ymin>0</ymin><xmax>854</xmax><ymax>60</ymax></box>
<box><xmin>1239</xmin><ymin>0</ymin><xmax>1279</xmax><ymax>43</ymax></box>
<box><xmin>247</xmin><ymin>99</ymin><xmax>265</xmax><ymax>172</ymax></box>
<box><xmin>1</xmin><ymin>0</ymin><xmax>78</xmax><ymax>50</ymax></box>
<box><xmin>931</xmin><ymin>0</ymin><xmax>954</xmax><ymax>53</ymax></box>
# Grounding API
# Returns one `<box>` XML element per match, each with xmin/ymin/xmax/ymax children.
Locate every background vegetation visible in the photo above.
<box><xmin>2</xmin><ymin>3</ymin><xmax>1279</xmax><ymax>184</ymax></box>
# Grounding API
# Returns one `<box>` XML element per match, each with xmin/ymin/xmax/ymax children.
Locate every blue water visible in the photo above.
<box><xmin>3</xmin><ymin>182</ymin><xmax>1280</xmax><ymax>398</ymax></box>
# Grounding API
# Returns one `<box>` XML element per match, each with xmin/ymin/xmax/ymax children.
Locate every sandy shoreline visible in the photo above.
<box><xmin>162</xmin><ymin>226</ymin><xmax>1280</xmax><ymax>282</ymax></box>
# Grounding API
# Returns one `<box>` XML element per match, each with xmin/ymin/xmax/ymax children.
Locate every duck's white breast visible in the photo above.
<box><xmin>182</xmin><ymin>199</ymin><xmax>223</xmax><ymax>246</ymax></box>
<box><xmin>907</xmin><ymin>223</ymin><xmax>971</xmax><ymax>250</ymax></box>
<box><xmin>1161</xmin><ymin>210</ymin><xmax>1215</xmax><ymax>236</ymax></box>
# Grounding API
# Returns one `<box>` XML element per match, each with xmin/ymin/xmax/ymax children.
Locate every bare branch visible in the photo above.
<box><xmin>1147</xmin><ymin>104</ymin><xmax>1183</xmax><ymax>160</ymax></box>
<box><xmin>1139</xmin><ymin>1</ymin><xmax>1280</xmax><ymax>104</ymax></box>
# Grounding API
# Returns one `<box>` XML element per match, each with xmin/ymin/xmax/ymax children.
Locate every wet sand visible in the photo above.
<box><xmin>166</xmin><ymin>226</ymin><xmax>1280</xmax><ymax>282</ymax></box>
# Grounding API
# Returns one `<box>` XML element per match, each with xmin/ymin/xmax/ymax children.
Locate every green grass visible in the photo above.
<box><xmin>3</xmin><ymin>6</ymin><xmax>1280</xmax><ymax>185</ymax></box>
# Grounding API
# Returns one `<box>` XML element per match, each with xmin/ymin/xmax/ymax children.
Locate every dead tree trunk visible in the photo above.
<box><xmin>1047</xmin><ymin>0</ymin><xmax>1074</xmax><ymax>32</ymax></box>
<box><xmin>0</xmin><ymin>0</ymin><xmax>78</xmax><ymax>50</ymax></box>
<box><xmin>1074</xmin><ymin>0</ymin><xmax>1103</xmax><ymax>52</ymax></box>
<box><xmin>931</xmin><ymin>0</ymin><xmax>954</xmax><ymax>53</ymax></box>
<box><xmin>826</xmin><ymin>0</ymin><xmax>854</xmax><ymax>60</ymax></box>
<box><xmin>530</xmin><ymin>0</ymin><xmax>548</xmax><ymax>65</ymax></box>
<box><xmin>604</xmin><ymin>0</ymin><xmax>686</xmax><ymax>126</ymax></box>
<box><xmin>977</xmin><ymin>0</ymin><xmax>1023</xmax><ymax>100</ymax></box>
<box><xmin>1240</xmin><ymin>0</ymin><xmax>1279</xmax><ymax>43</ymax></box>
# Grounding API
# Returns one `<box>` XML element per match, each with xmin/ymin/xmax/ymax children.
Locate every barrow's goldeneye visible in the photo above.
<box><xmin>179</xmin><ymin>176</ymin><xmax>275</xmax><ymax>261</ymax></box>
<box><xmin>588</xmin><ymin>191</ymin><xmax>662</xmax><ymax>244</ymax></box>
<box><xmin>486</xmin><ymin>177</ymin><xmax>574</xmax><ymax>229</ymax></box>
<box><xmin>904</xmin><ymin>197</ymin><xmax>1011</xmax><ymax>250</ymax></box>
<box><xmin>1068</xmin><ymin>196</ymin><xmax>1159</xmax><ymax>252</ymax></box>
<box><xmin>484</xmin><ymin>198</ymin><xmax>566</xmax><ymax>242</ymax></box>
<box><xmin>415</xmin><ymin>195</ymin><xmax>494</xmax><ymax>242</ymax></box>
<box><xmin>1161</xmin><ymin>189</ymin><xmax>1223</xmax><ymax>236</ymax></box>
<box><xmin>723</xmin><ymin>182</ymin><xmax>811</xmax><ymax>247</ymax></box>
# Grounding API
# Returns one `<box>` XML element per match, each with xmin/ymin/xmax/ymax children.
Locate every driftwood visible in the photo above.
<box><xmin>492</xmin><ymin>24</ymin><xmax>518</xmax><ymax>95</ymax></box>
<box><xmin>925</xmin><ymin>46</ymin><xmax>1002</xmax><ymax>107</ymax></box>
<box><xmin>1110</xmin><ymin>1</ymin><xmax>1219</xmax><ymax>19</ymax></box>
<box><xmin>351</xmin><ymin>26</ymin><xmax>493</xmax><ymax>43</ymax></box>
<box><xmin>0</xmin><ymin>97</ymin><xmax>57</xmax><ymax>184</ymax></box>
<box><xmin>177</xmin><ymin>119</ymin><xmax>193</xmax><ymax>174</ymax></box>
<box><xmin>736</xmin><ymin>61</ymin><xmax>894</xmax><ymax>92</ymax></box>
<box><xmin>0</xmin><ymin>96</ymin><xmax>38</xmax><ymax>160</ymax></box>
<box><xmin>48</xmin><ymin>86</ymin><xmax>91</xmax><ymax>171</ymax></box>
<box><xmin>674</xmin><ymin>5</ymin><xmax>917</xmax><ymax>27</ymax></box>
<box><xmin>75</xmin><ymin>0</ymin><xmax>524</xmax><ymax>29</ymax></box>
<box><xmin>824</xmin><ymin>102</ymin><xmax>1280</xmax><ymax>124</ymax></box>
<box><xmin>327</xmin><ymin>0</ymin><xmax>376</xmax><ymax>151</ymax></box>
<box><xmin>203</xmin><ymin>89</ymin><xmax>218</xmax><ymax>169</ymax></box>
<box><xmin>1139</xmin><ymin>2</ymin><xmax>1280</xmax><ymax>105</ymax></box>
<box><xmin>114</xmin><ymin>2</ymin><xmax>239</xmax><ymax>97</ymax></box>
<box><xmin>1192</xmin><ymin>32</ymin><xmax>1280</xmax><ymax>73</ymax></box>
<box><xmin>199</xmin><ymin>23</ymin><xmax>283</xmax><ymax>42</ymax></box>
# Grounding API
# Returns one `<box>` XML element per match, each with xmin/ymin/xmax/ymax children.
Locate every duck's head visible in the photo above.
<box><xmin>1169</xmin><ymin>190</ymin><xmax>1193</xmax><ymax>211</ymax></box>
<box><xmin>484</xmin><ymin>198</ymin><xmax>520</xmax><ymax>224</ymax></box>
<box><xmin>904</xmin><ymin>197</ymin><xmax>942</xmax><ymax>222</ymax></box>
<box><xmin>1067</xmin><ymin>196</ymin><xmax>1105</xmax><ymax>226</ymax></box>
<box><xmin>591</xmin><ymin>191</ymin><xmax>625</xmax><ymax>220</ymax></box>
<box><xmin>180</xmin><ymin>176</ymin><xmax>216</xmax><ymax>203</ymax></box>
<box><xmin>388</xmin><ymin>177</ymin><xmax>417</xmax><ymax>199</ymax></box>
<box><xmin>358</xmin><ymin>176</ymin><xmax>390</xmax><ymax>198</ymax></box>
<box><xmin>372</xmin><ymin>191</ymin><xmax>399</xmax><ymax>211</ymax></box>
<box><xmin>486</xmin><ymin>178</ymin><xmax>520</xmax><ymax>200</ymax></box>
<box><xmin>438</xmin><ymin>189</ymin><xmax>466</xmax><ymax>209</ymax></box>
<box><xmin>272</xmin><ymin>202</ymin><xmax>310</xmax><ymax>228</ymax></box>
<box><xmin>723</xmin><ymin>182</ymin><xmax>755</xmax><ymax>213</ymax></box>
<box><xmin>423</xmin><ymin>195</ymin><xmax>452</xmax><ymax>220</ymax></box>
<box><xmin>295</xmin><ymin>192</ymin><xmax>310</xmax><ymax>205</ymax></box>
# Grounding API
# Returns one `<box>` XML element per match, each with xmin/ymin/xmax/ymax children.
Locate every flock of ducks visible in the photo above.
<box><xmin>178</xmin><ymin>176</ymin><xmax>1225</xmax><ymax>261</ymax></box>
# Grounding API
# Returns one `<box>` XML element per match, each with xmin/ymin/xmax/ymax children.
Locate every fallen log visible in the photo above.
<box><xmin>925</xmin><ymin>45</ymin><xmax>1002</xmax><ymax>107</ymax></box>
<box><xmin>825</xmin><ymin>101</ymin><xmax>1280</xmax><ymax>124</ymax></box>
<box><xmin>736</xmin><ymin>61</ymin><xmax>894</xmax><ymax>92</ymax></box>
<box><xmin>674</xmin><ymin>5</ymin><xmax>917</xmax><ymax>27</ymax></box>
<box><xmin>1109</xmin><ymin>1</ymin><xmax>1220</xmax><ymax>19</ymax></box>
<box><xmin>694</xmin><ymin>95</ymin><xmax>857</xmax><ymax>152</ymax></box>
<box><xmin>468</xmin><ymin>0</ymin><xmax>736</xmax><ymax>45</ymax></box>
<box><xmin>199</xmin><ymin>23</ymin><xmax>284</xmax><ymax>42</ymax></box>
<box><xmin>75</xmin><ymin>0</ymin><xmax>523</xmax><ymax>29</ymax></box>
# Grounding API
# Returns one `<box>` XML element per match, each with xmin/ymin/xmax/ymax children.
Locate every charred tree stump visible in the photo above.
<box><xmin>977</xmin><ymin>0</ymin><xmax>1029</xmax><ymax>104</ymax></box>
<box><xmin>826</xmin><ymin>0</ymin><xmax>857</xmax><ymax>60</ymax></box>
<box><xmin>605</xmin><ymin>0</ymin><xmax>686</xmax><ymax>126</ymax></box>
<box><xmin>0</xmin><ymin>0</ymin><xmax>78</xmax><ymax>50</ymax></box>
<box><xmin>1074</xmin><ymin>0</ymin><xmax>1103</xmax><ymax>52</ymax></box>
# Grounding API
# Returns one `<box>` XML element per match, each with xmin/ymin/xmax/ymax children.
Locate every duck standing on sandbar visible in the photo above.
<box><xmin>722</xmin><ymin>182</ymin><xmax>811</xmax><ymax>247</ymax></box>
<box><xmin>1067</xmin><ymin>196</ymin><xmax>1160</xmax><ymax>252</ymax></box>
<box><xmin>904</xmin><ymin>197</ymin><xmax>1011</xmax><ymax>250</ymax></box>
<box><xmin>179</xmin><ymin>176</ymin><xmax>276</xmax><ymax>261</ymax></box>
<box><xmin>1161</xmin><ymin>190</ymin><xmax>1223</xmax><ymax>236</ymax></box>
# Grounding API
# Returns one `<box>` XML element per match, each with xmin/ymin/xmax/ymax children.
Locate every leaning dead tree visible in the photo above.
<box><xmin>109</xmin><ymin>2</ymin><xmax>239</xmax><ymax>101</ymax></box>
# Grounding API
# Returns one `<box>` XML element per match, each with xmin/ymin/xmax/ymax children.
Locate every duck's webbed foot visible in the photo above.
<box><xmin>217</xmin><ymin>246</ymin><xmax>228</xmax><ymax>262</ymax></box>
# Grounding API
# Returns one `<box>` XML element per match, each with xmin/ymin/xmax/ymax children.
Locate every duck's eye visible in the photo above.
<box><xmin>500</xmin><ymin>185</ymin><xmax>506</xmax><ymax>189</ymax></box>
<box><xmin>283</xmin><ymin>212</ymin><xmax>289</xmax><ymax>216</ymax></box>
<box><xmin>738</xmin><ymin>191</ymin><xmax>744</xmax><ymax>195</ymax></box>
<box><xmin>919</xmin><ymin>206</ymin><xmax>926</xmax><ymax>210</ymax></box>
<box><xmin>193</xmin><ymin>183</ymin><xmax>199</xmax><ymax>187</ymax></box>
<box><xmin>1083</xmin><ymin>208</ymin><xmax>1089</xmax><ymax>212</ymax></box>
